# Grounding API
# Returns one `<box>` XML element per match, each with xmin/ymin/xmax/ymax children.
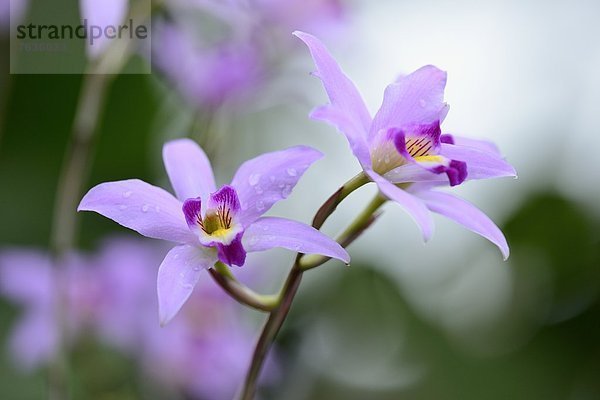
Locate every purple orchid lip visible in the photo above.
<box><xmin>182</xmin><ymin>186</ymin><xmax>246</xmax><ymax>267</ymax></box>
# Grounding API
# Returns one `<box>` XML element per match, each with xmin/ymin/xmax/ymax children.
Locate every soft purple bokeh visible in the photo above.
<box><xmin>1</xmin><ymin>0</ymin><xmax>28</xmax><ymax>30</ymax></box>
<box><xmin>296</xmin><ymin>31</ymin><xmax>516</xmax><ymax>259</ymax></box>
<box><xmin>0</xmin><ymin>239</ymin><xmax>277</xmax><ymax>398</ymax></box>
<box><xmin>153</xmin><ymin>22</ymin><xmax>265</xmax><ymax>109</ymax></box>
<box><xmin>151</xmin><ymin>0</ymin><xmax>347</xmax><ymax>109</ymax></box>
<box><xmin>0</xmin><ymin>251</ymin><xmax>94</xmax><ymax>370</ymax></box>
<box><xmin>79</xmin><ymin>139</ymin><xmax>349</xmax><ymax>324</ymax></box>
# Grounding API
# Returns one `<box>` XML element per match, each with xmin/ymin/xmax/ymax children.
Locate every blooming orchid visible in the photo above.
<box><xmin>78</xmin><ymin>139</ymin><xmax>349</xmax><ymax>324</ymax></box>
<box><xmin>295</xmin><ymin>31</ymin><xmax>516</xmax><ymax>259</ymax></box>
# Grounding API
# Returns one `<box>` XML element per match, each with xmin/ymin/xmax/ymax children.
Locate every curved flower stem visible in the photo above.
<box><xmin>212</xmin><ymin>173</ymin><xmax>370</xmax><ymax>312</ymax></box>
<box><xmin>238</xmin><ymin>178</ymin><xmax>382</xmax><ymax>400</ymax></box>
<box><xmin>209</xmin><ymin>263</ymin><xmax>279</xmax><ymax>312</ymax></box>
<box><xmin>239</xmin><ymin>260</ymin><xmax>303</xmax><ymax>400</ymax></box>
<box><xmin>299</xmin><ymin>194</ymin><xmax>386</xmax><ymax>271</ymax></box>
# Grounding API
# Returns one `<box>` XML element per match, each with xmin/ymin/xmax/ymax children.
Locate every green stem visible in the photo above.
<box><xmin>239</xmin><ymin>261</ymin><xmax>303</xmax><ymax>400</ymax></box>
<box><xmin>238</xmin><ymin>177</ymin><xmax>381</xmax><ymax>399</ymax></box>
<box><xmin>299</xmin><ymin>195</ymin><xmax>386</xmax><ymax>271</ymax></box>
<box><xmin>209</xmin><ymin>263</ymin><xmax>278</xmax><ymax>312</ymax></box>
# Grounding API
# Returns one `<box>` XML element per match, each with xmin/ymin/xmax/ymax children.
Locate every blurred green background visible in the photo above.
<box><xmin>1</xmin><ymin>0</ymin><xmax>600</xmax><ymax>399</ymax></box>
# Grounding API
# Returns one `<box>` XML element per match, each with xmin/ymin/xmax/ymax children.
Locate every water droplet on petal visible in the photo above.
<box><xmin>269</xmin><ymin>175</ymin><xmax>276</xmax><ymax>183</ymax></box>
<box><xmin>179</xmin><ymin>272</ymin><xmax>185</xmax><ymax>278</ymax></box>
<box><xmin>249</xmin><ymin>173</ymin><xmax>261</xmax><ymax>186</ymax></box>
<box><xmin>174</xmin><ymin>254</ymin><xmax>179</xmax><ymax>260</ymax></box>
<box><xmin>256</xmin><ymin>200</ymin><xmax>265</xmax><ymax>211</ymax></box>
<box><xmin>278</xmin><ymin>182</ymin><xmax>286</xmax><ymax>189</ymax></box>
<box><xmin>286</xmin><ymin>168</ymin><xmax>297</xmax><ymax>177</ymax></box>
<box><xmin>419</xmin><ymin>99</ymin><xmax>426</xmax><ymax>107</ymax></box>
<box><xmin>123</xmin><ymin>191</ymin><xmax>132</xmax><ymax>198</ymax></box>
<box><xmin>255</xmin><ymin>185</ymin><xmax>264</xmax><ymax>194</ymax></box>
<box><xmin>142</xmin><ymin>204</ymin><xmax>150</xmax><ymax>213</ymax></box>
<box><xmin>181</xmin><ymin>283</ymin><xmax>194</xmax><ymax>290</ymax></box>
<box><xmin>155</xmin><ymin>206</ymin><xmax>161</xmax><ymax>212</ymax></box>
<box><xmin>119</xmin><ymin>205</ymin><xmax>127</xmax><ymax>210</ymax></box>
<box><xmin>282</xmin><ymin>185</ymin><xmax>292</xmax><ymax>197</ymax></box>
<box><xmin>193</xmin><ymin>266</ymin><xmax>200</xmax><ymax>272</ymax></box>
<box><xmin>384</xmin><ymin>154</ymin><xmax>390</xmax><ymax>164</ymax></box>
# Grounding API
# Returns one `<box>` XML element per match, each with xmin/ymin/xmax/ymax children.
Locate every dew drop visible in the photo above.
<box><xmin>119</xmin><ymin>205</ymin><xmax>127</xmax><ymax>210</ymax></box>
<box><xmin>181</xmin><ymin>283</ymin><xmax>194</xmax><ymax>290</ymax></box>
<box><xmin>278</xmin><ymin>182</ymin><xmax>286</xmax><ymax>189</ymax></box>
<box><xmin>256</xmin><ymin>200</ymin><xmax>265</xmax><ymax>211</ymax></box>
<box><xmin>255</xmin><ymin>185</ymin><xmax>264</xmax><ymax>194</ymax></box>
<box><xmin>193</xmin><ymin>266</ymin><xmax>200</xmax><ymax>272</ymax></box>
<box><xmin>419</xmin><ymin>99</ymin><xmax>426</xmax><ymax>107</ymax></box>
<box><xmin>286</xmin><ymin>168</ymin><xmax>297</xmax><ymax>177</ymax></box>
<box><xmin>123</xmin><ymin>191</ymin><xmax>132</xmax><ymax>198</ymax></box>
<box><xmin>269</xmin><ymin>175</ymin><xmax>276</xmax><ymax>183</ymax></box>
<box><xmin>384</xmin><ymin>154</ymin><xmax>390</xmax><ymax>164</ymax></box>
<box><xmin>179</xmin><ymin>272</ymin><xmax>185</xmax><ymax>278</ymax></box>
<box><xmin>155</xmin><ymin>206</ymin><xmax>161</xmax><ymax>212</ymax></box>
<box><xmin>142</xmin><ymin>204</ymin><xmax>150</xmax><ymax>213</ymax></box>
<box><xmin>282</xmin><ymin>185</ymin><xmax>292</xmax><ymax>197</ymax></box>
<box><xmin>249</xmin><ymin>173</ymin><xmax>261</xmax><ymax>186</ymax></box>
<box><xmin>173</xmin><ymin>254</ymin><xmax>180</xmax><ymax>260</ymax></box>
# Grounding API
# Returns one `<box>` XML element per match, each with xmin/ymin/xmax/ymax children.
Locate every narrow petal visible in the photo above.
<box><xmin>371</xmin><ymin>65</ymin><xmax>448</xmax><ymax>138</ymax></box>
<box><xmin>413</xmin><ymin>190</ymin><xmax>509</xmax><ymax>260</ymax></box>
<box><xmin>441</xmin><ymin>134</ymin><xmax>501</xmax><ymax>156</ymax></box>
<box><xmin>294</xmin><ymin>31</ymin><xmax>372</xmax><ymax>167</ymax></box>
<box><xmin>366</xmin><ymin>170</ymin><xmax>434</xmax><ymax>241</ymax></box>
<box><xmin>78</xmin><ymin>179</ymin><xmax>195</xmax><ymax>244</ymax></box>
<box><xmin>310</xmin><ymin>105</ymin><xmax>372</xmax><ymax>168</ymax></box>
<box><xmin>216</xmin><ymin>233</ymin><xmax>246</xmax><ymax>267</ymax></box>
<box><xmin>243</xmin><ymin>217</ymin><xmax>350</xmax><ymax>264</ymax></box>
<box><xmin>163</xmin><ymin>139</ymin><xmax>216</xmax><ymax>202</ymax></box>
<box><xmin>157</xmin><ymin>245</ymin><xmax>218</xmax><ymax>326</ymax></box>
<box><xmin>440</xmin><ymin>143</ymin><xmax>517</xmax><ymax>180</ymax></box>
<box><xmin>386</xmin><ymin>143</ymin><xmax>516</xmax><ymax>184</ymax></box>
<box><xmin>230</xmin><ymin>146</ymin><xmax>323</xmax><ymax>225</ymax></box>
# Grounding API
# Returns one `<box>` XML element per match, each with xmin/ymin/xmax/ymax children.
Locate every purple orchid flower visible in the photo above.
<box><xmin>295</xmin><ymin>31</ymin><xmax>516</xmax><ymax>259</ymax></box>
<box><xmin>78</xmin><ymin>139</ymin><xmax>349</xmax><ymax>324</ymax></box>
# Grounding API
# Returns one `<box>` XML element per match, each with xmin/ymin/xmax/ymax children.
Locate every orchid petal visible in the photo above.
<box><xmin>414</xmin><ymin>190</ymin><xmax>509</xmax><ymax>260</ymax></box>
<box><xmin>366</xmin><ymin>170</ymin><xmax>434</xmax><ymax>241</ymax></box>
<box><xmin>78</xmin><ymin>179</ymin><xmax>195</xmax><ymax>244</ymax></box>
<box><xmin>441</xmin><ymin>134</ymin><xmax>501</xmax><ymax>156</ymax></box>
<box><xmin>371</xmin><ymin>65</ymin><xmax>448</xmax><ymax>138</ymax></box>
<box><xmin>294</xmin><ymin>31</ymin><xmax>372</xmax><ymax>167</ymax></box>
<box><xmin>244</xmin><ymin>217</ymin><xmax>350</xmax><ymax>264</ymax></box>
<box><xmin>157</xmin><ymin>245</ymin><xmax>217</xmax><ymax>326</ymax></box>
<box><xmin>163</xmin><ymin>139</ymin><xmax>216</xmax><ymax>202</ymax></box>
<box><xmin>231</xmin><ymin>146</ymin><xmax>322</xmax><ymax>225</ymax></box>
<box><xmin>440</xmin><ymin>143</ymin><xmax>517</xmax><ymax>180</ymax></box>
